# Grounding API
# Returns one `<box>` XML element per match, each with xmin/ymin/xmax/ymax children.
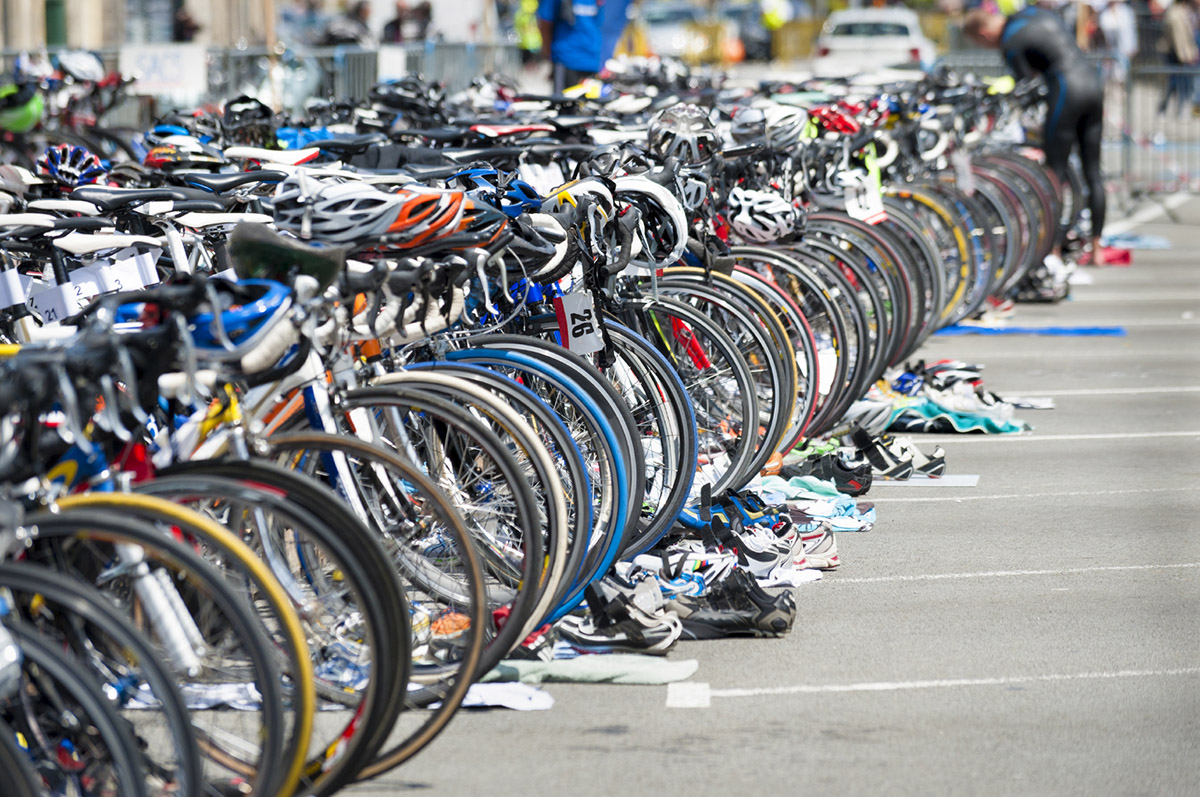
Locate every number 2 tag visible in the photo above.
<box><xmin>553</xmin><ymin>290</ymin><xmax>604</xmax><ymax>356</ymax></box>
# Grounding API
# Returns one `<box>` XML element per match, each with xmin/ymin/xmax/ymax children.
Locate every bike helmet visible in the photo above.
<box><xmin>613</xmin><ymin>174</ymin><xmax>688</xmax><ymax>270</ymax></box>
<box><xmin>730</xmin><ymin>105</ymin><xmax>768</xmax><ymax>145</ymax></box>
<box><xmin>447</xmin><ymin>168</ymin><xmax>544</xmax><ymax>219</ymax></box>
<box><xmin>648</xmin><ymin>103</ymin><xmax>719</xmax><ymax>166</ymax></box>
<box><xmin>272</xmin><ymin>175</ymin><xmax>477</xmax><ymax>250</ymax></box>
<box><xmin>726</xmin><ymin>187</ymin><xmax>804</xmax><ymax>244</ymax></box>
<box><xmin>159</xmin><ymin>110</ymin><xmax>223</xmax><ymax>145</ymax></box>
<box><xmin>369</xmin><ymin>76</ymin><xmax>446</xmax><ymax>122</ymax></box>
<box><xmin>223</xmin><ymin>95</ymin><xmax>277</xmax><ymax>147</ymax></box>
<box><xmin>56</xmin><ymin>51</ymin><xmax>106</xmax><ymax>83</ymax></box>
<box><xmin>36</xmin><ymin>144</ymin><xmax>107</xmax><ymax>187</ymax></box>
<box><xmin>763</xmin><ymin>104</ymin><xmax>807</xmax><ymax>155</ymax></box>
<box><xmin>143</xmin><ymin>136</ymin><xmax>227</xmax><ymax>172</ymax></box>
<box><xmin>0</xmin><ymin>83</ymin><xmax>43</xmax><ymax>134</ymax></box>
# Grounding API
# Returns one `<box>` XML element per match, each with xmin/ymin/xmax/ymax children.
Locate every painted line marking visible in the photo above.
<box><xmin>827</xmin><ymin>562</ymin><xmax>1200</xmax><ymax>585</ymax></box>
<box><xmin>665</xmin><ymin>682</ymin><xmax>713</xmax><ymax>708</ymax></box>
<box><xmin>1070</xmin><ymin>295</ymin><xmax>1200</xmax><ymax>303</ymax></box>
<box><xmin>667</xmin><ymin>667</ymin><xmax>1200</xmax><ymax>706</ymax></box>
<box><xmin>1103</xmin><ymin>192</ymin><xmax>1192</xmax><ymax>235</ymax></box>
<box><xmin>899</xmin><ymin>431</ymin><xmax>1200</xmax><ymax>445</ymax></box>
<box><xmin>999</xmin><ymin>386</ymin><xmax>1200</xmax><ymax>397</ymax></box>
<box><xmin>867</xmin><ymin>486</ymin><xmax>1200</xmax><ymax>503</ymax></box>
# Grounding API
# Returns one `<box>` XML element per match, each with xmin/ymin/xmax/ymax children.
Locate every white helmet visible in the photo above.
<box><xmin>727</xmin><ymin>187</ymin><xmax>803</xmax><ymax>244</ymax></box>
<box><xmin>613</xmin><ymin>174</ymin><xmax>688</xmax><ymax>270</ymax></box>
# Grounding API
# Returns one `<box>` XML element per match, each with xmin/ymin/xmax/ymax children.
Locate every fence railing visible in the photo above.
<box><xmin>2</xmin><ymin>42</ymin><xmax>522</xmax><ymax>116</ymax></box>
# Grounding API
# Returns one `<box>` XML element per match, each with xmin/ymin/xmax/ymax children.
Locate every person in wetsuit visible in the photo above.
<box><xmin>964</xmin><ymin>6</ymin><xmax>1107</xmax><ymax>264</ymax></box>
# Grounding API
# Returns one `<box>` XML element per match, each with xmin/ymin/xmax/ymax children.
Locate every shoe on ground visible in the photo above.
<box><xmin>798</xmin><ymin>524</ymin><xmax>840</xmax><ymax>570</ymax></box>
<box><xmin>556</xmin><ymin>614</ymin><xmax>681</xmax><ymax>654</ymax></box>
<box><xmin>667</xmin><ymin>568</ymin><xmax>797</xmax><ymax>639</ymax></box>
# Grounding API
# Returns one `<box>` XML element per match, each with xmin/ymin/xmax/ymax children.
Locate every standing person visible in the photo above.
<box><xmin>965</xmin><ymin>6</ymin><xmax>1108</xmax><ymax>263</ymax></box>
<box><xmin>173</xmin><ymin>6</ymin><xmax>201</xmax><ymax>41</ymax></box>
<box><xmin>537</xmin><ymin>0</ymin><xmax>605</xmax><ymax>93</ymax></box>
<box><xmin>1159</xmin><ymin>0</ymin><xmax>1199</xmax><ymax>116</ymax></box>
<box><xmin>382</xmin><ymin>1</ymin><xmax>409</xmax><ymax>42</ymax></box>
<box><xmin>280</xmin><ymin>0</ymin><xmax>327</xmax><ymax>45</ymax></box>
<box><xmin>383</xmin><ymin>1</ymin><xmax>432</xmax><ymax>43</ymax></box>
<box><xmin>320</xmin><ymin>1</ymin><xmax>376</xmax><ymax>46</ymax></box>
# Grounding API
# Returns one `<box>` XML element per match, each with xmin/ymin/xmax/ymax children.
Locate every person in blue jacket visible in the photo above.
<box><xmin>538</xmin><ymin>0</ymin><xmax>606</xmax><ymax>93</ymax></box>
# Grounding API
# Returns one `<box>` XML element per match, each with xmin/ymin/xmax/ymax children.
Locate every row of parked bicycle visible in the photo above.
<box><xmin>0</xmin><ymin>57</ymin><xmax>1072</xmax><ymax>795</ymax></box>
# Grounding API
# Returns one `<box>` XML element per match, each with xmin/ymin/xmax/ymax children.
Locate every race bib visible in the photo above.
<box><xmin>552</xmin><ymin>289</ymin><xmax>604</xmax><ymax>356</ymax></box>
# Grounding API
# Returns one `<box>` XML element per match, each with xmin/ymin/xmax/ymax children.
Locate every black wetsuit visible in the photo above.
<box><xmin>1001</xmin><ymin>6</ymin><xmax>1105</xmax><ymax>239</ymax></box>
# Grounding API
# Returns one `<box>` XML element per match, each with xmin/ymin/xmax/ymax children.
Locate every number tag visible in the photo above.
<box><xmin>28</xmin><ymin>283</ymin><xmax>85</xmax><ymax>325</ymax></box>
<box><xmin>127</xmin><ymin>246</ymin><xmax>162</xmax><ymax>287</ymax></box>
<box><xmin>552</xmin><ymin>290</ymin><xmax>604</xmax><ymax>356</ymax></box>
<box><xmin>843</xmin><ymin>173</ymin><xmax>887</xmax><ymax>225</ymax></box>
<box><xmin>951</xmin><ymin>150</ymin><xmax>976</xmax><ymax>197</ymax></box>
<box><xmin>68</xmin><ymin>267</ymin><xmax>105</xmax><ymax>301</ymax></box>
<box><xmin>0</xmin><ymin>270</ymin><xmax>31</xmax><ymax>309</ymax></box>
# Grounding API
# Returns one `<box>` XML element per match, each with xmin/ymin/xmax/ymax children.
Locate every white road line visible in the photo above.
<box><xmin>667</xmin><ymin>667</ymin><xmax>1200</xmax><ymax>707</ymax></box>
<box><xmin>867</xmin><ymin>485</ymin><xmax>1200</xmax><ymax>503</ymax></box>
<box><xmin>827</xmin><ymin>562</ymin><xmax>1200</xmax><ymax>585</ymax></box>
<box><xmin>1070</xmin><ymin>294</ymin><xmax>1200</xmax><ymax>303</ymax></box>
<box><xmin>665</xmin><ymin>682</ymin><xmax>713</xmax><ymax>708</ymax></box>
<box><xmin>1103</xmin><ymin>192</ymin><xmax>1193</xmax><ymax>235</ymax></box>
<box><xmin>999</xmin><ymin>386</ymin><xmax>1200</xmax><ymax>397</ymax></box>
<box><xmin>904</xmin><ymin>430</ymin><xmax>1200</xmax><ymax>444</ymax></box>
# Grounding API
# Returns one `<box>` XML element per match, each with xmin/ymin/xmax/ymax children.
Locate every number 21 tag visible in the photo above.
<box><xmin>553</xmin><ymin>290</ymin><xmax>604</xmax><ymax>356</ymax></box>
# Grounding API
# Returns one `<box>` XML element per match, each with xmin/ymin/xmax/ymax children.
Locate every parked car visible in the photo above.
<box><xmin>811</xmin><ymin>8</ymin><xmax>936</xmax><ymax>75</ymax></box>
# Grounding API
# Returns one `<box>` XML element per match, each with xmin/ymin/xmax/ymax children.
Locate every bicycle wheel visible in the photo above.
<box><xmin>135</xmin><ymin>474</ymin><xmax>407</xmax><ymax>796</ymax></box>
<box><xmin>0</xmin><ymin>563</ymin><xmax>200</xmax><ymax>796</ymax></box>
<box><xmin>613</xmin><ymin>294</ymin><xmax>761</xmax><ymax>494</ymax></box>
<box><xmin>0</xmin><ymin>717</ymin><xmax>40</xmax><ymax>797</ymax></box>
<box><xmin>49</xmin><ymin>495</ymin><xmax>313</xmax><ymax>797</ymax></box>
<box><xmin>262</xmin><ymin>432</ymin><xmax>487</xmax><ymax>779</ymax></box>
<box><xmin>522</xmin><ymin>318</ymin><xmax>698</xmax><ymax>557</ymax></box>
<box><xmin>4</xmin><ymin>622</ymin><xmax>148</xmax><ymax>797</ymax></box>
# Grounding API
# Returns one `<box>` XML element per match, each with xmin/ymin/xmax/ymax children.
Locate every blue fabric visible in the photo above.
<box><xmin>935</xmin><ymin>325</ymin><xmax>1126</xmax><ymax>337</ymax></box>
<box><xmin>600</xmin><ymin>0</ymin><xmax>632</xmax><ymax>61</ymax></box>
<box><xmin>537</xmin><ymin>0</ymin><xmax>604</xmax><ymax>73</ymax></box>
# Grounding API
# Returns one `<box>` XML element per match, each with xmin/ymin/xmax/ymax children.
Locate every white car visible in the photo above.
<box><xmin>812</xmin><ymin>9</ymin><xmax>936</xmax><ymax>76</ymax></box>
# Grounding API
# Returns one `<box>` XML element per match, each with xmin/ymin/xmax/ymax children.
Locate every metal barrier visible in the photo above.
<box><xmin>1121</xmin><ymin>66</ymin><xmax>1200</xmax><ymax>194</ymax></box>
<box><xmin>2</xmin><ymin>42</ymin><xmax>523</xmax><ymax>121</ymax></box>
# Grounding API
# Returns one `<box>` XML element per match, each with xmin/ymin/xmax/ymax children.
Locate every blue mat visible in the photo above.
<box><xmin>935</xmin><ymin>325</ymin><xmax>1127</xmax><ymax>337</ymax></box>
<box><xmin>1102</xmin><ymin>232</ymin><xmax>1171</xmax><ymax>250</ymax></box>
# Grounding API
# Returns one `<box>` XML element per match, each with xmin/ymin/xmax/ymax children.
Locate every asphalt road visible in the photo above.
<box><xmin>344</xmin><ymin>196</ymin><xmax>1200</xmax><ymax>796</ymax></box>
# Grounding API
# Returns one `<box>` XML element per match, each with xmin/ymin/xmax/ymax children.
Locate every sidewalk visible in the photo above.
<box><xmin>346</xmin><ymin>196</ymin><xmax>1200</xmax><ymax>797</ymax></box>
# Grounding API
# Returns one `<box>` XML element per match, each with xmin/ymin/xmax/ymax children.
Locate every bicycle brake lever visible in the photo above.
<box><xmin>98</xmin><ymin>374</ymin><xmax>132</xmax><ymax>443</ymax></box>
<box><xmin>53</xmin><ymin>364</ymin><xmax>93</xmax><ymax>456</ymax></box>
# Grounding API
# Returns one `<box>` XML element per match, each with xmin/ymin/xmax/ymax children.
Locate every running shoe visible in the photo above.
<box><xmin>798</xmin><ymin>524</ymin><xmax>840</xmax><ymax>570</ymax></box>
<box><xmin>556</xmin><ymin>614</ymin><xmax>681</xmax><ymax>654</ymax></box>
<box><xmin>667</xmin><ymin>568</ymin><xmax>796</xmax><ymax>639</ymax></box>
<box><xmin>851</xmin><ymin>427</ymin><xmax>914</xmax><ymax>480</ymax></box>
